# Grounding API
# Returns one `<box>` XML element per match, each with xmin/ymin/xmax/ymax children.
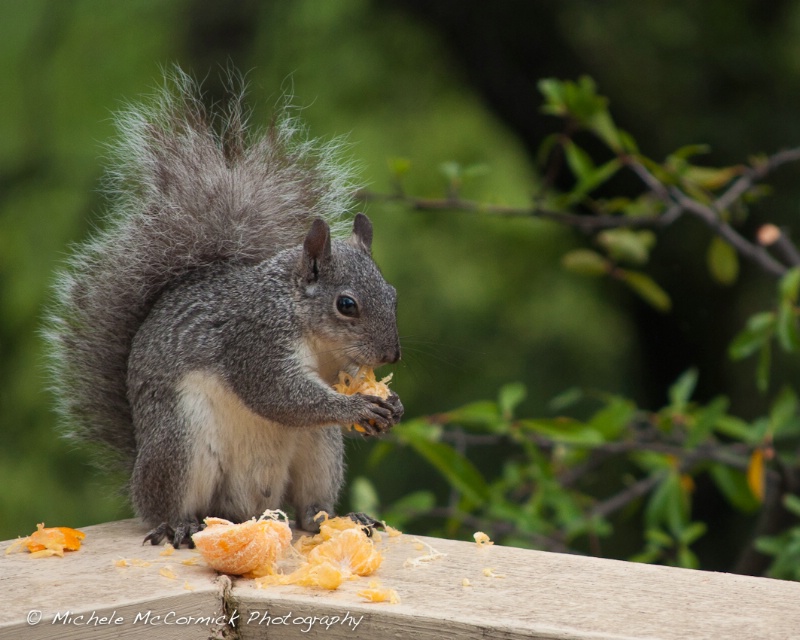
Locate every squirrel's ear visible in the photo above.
<box><xmin>302</xmin><ymin>218</ymin><xmax>332</xmax><ymax>282</ymax></box>
<box><xmin>349</xmin><ymin>213</ymin><xmax>373</xmax><ymax>255</ymax></box>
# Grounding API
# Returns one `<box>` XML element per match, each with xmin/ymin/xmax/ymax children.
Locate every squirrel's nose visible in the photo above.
<box><xmin>382</xmin><ymin>345</ymin><xmax>401</xmax><ymax>364</ymax></box>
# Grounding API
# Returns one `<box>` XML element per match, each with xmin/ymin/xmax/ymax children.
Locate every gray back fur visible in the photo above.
<box><xmin>45</xmin><ymin>69</ymin><xmax>357</xmax><ymax>473</ymax></box>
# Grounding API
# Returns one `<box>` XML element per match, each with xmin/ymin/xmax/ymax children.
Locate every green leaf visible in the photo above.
<box><xmin>381</xmin><ymin>490</ymin><xmax>436</xmax><ymax>527</ymax></box>
<box><xmin>668</xmin><ymin>368</ymin><xmax>698</xmax><ymax>414</ymax></box>
<box><xmin>571</xmin><ymin>158</ymin><xmax>623</xmax><ymax>200</ymax></box>
<box><xmin>682</xmin><ymin>165</ymin><xmax>741</xmax><ymax>191</ymax></box>
<box><xmin>564</xmin><ymin>141</ymin><xmax>595</xmax><ymax>181</ymax></box>
<box><xmin>685</xmin><ymin>396</ymin><xmax>729</xmax><ymax>449</ymax></box>
<box><xmin>713</xmin><ymin>415</ymin><xmax>753</xmax><ymax>441</ymax></box>
<box><xmin>757</xmin><ymin>341</ymin><xmax>771</xmax><ymax>393</ymax></box>
<box><xmin>618</xmin><ymin>269</ymin><xmax>672</xmax><ymax>311</ymax></box>
<box><xmin>538</xmin><ymin>78</ymin><xmax>567</xmax><ymax>116</ymax></box>
<box><xmin>588</xmin><ymin>396</ymin><xmax>636</xmax><ymax>439</ymax></box>
<box><xmin>561</xmin><ymin>249</ymin><xmax>609</xmax><ymax>276</ymax></box>
<box><xmin>617</xmin><ymin>129</ymin><xmax>639</xmax><ymax>154</ymax></box>
<box><xmin>404</xmin><ymin>437</ymin><xmax>489</xmax><ymax>504</ymax></box>
<box><xmin>597</xmin><ymin>228</ymin><xmax>656</xmax><ymax>266</ymax></box>
<box><xmin>776</xmin><ymin>297</ymin><xmax>800</xmax><ymax>352</ymax></box>
<box><xmin>630</xmin><ymin>548</ymin><xmax>665</xmax><ymax>564</ymax></box>
<box><xmin>519</xmin><ymin>418</ymin><xmax>605</xmax><ymax>445</ymax></box>
<box><xmin>646</xmin><ymin>471</ymin><xmax>691</xmax><ymax>535</ymax></box>
<box><xmin>783</xmin><ymin>494</ymin><xmax>800</xmax><ymax>517</ymax></box>
<box><xmin>645</xmin><ymin>528</ymin><xmax>674</xmax><ymax>547</ymax></box>
<box><xmin>645</xmin><ymin>472</ymin><xmax>682</xmax><ymax>531</ymax></box>
<box><xmin>709</xmin><ymin>463</ymin><xmax>760</xmax><ymax>513</ymax></box>
<box><xmin>444</xmin><ymin>400</ymin><xmax>503</xmax><ymax>432</ymax></box>
<box><xmin>754</xmin><ymin>533</ymin><xmax>787</xmax><ymax>557</ymax></box>
<box><xmin>779</xmin><ymin>266</ymin><xmax>800</xmax><ymax>302</ymax></box>
<box><xmin>669</xmin><ymin>144</ymin><xmax>711</xmax><ymax>162</ymax></box>
<box><xmin>547</xmin><ymin>75</ymin><xmax>609</xmax><ymax>123</ymax></box>
<box><xmin>677</xmin><ymin>545</ymin><xmax>700</xmax><ymax>569</ymax></box>
<box><xmin>395</xmin><ymin>418</ymin><xmax>443</xmax><ymax>443</ymax></box>
<box><xmin>548</xmin><ymin>387</ymin><xmax>584</xmax><ymax>412</ymax></box>
<box><xmin>498</xmin><ymin>382</ymin><xmax>527</xmax><ymax>419</ymax></box>
<box><xmin>587</xmin><ymin>109</ymin><xmax>622</xmax><ymax>152</ymax></box>
<box><xmin>350</xmin><ymin>476</ymin><xmax>380</xmax><ymax>515</ymax></box>
<box><xmin>728</xmin><ymin>312</ymin><xmax>775</xmax><ymax>360</ymax></box>
<box><xmin>679</xmin><ymin>521</ymin><xmax>707</xmax><ymax>545</ymax></box>
<box><xmin>387</xmin><ymin>157</ymin><xmax>412</xmax><ymax>178</ymax></box>
<box><xmin>707</xmin><ymin>236</ymin><xmax>739</xmax><ymax>285</ymax></box>
<box><xmin>463</xmin><ymin>163</ymin><xmax>490</xmax><ymax>180</ymax></box>
<box><xmin>367</xmin><ymin>441</ymin><xmax>393</xmax><ymax>468</ymax></box>
<box><xmin>769</xmin><ymin>386</ymin><xmax>798</xmax><ymax>436</ymax></box>
<box><xmin>439</xmin><ymin>161</ymin><xmax>461</xmax><ymax>182</ymax></box>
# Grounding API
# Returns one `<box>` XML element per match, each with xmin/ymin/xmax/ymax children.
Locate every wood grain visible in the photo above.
<box><xmin>3</xmin><ymin>519</ymin><xmax>799</xmax><ymax>639</ymax></box>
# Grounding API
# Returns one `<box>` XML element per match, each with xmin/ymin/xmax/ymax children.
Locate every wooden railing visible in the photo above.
<box><xmin>3</xmin><ymin>519</ymin><xmax>800</xmax><ymax>639</ymax></box>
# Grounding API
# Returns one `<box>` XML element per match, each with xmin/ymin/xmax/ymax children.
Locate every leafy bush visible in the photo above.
<box><xmin>356</xmin><ymin>77</ymin><xmax>800</xmax><ymax>578</ymax></box>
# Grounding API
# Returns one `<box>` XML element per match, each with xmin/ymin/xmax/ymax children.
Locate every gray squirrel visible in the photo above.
<box><xmin>46</xmin><ymin>71</ymin><xmax>403</xmax><ymax>547</ymax></box>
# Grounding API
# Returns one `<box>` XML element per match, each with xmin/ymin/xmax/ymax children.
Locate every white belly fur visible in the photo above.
<box><xmin>177</xmin><ymin>370</ymin><xmax>299</xmax><ymax>521</ymax></box>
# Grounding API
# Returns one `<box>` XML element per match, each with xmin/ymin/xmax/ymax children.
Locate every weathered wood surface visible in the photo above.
<box><xmin>2</xmin><ymin>518</ymin><xmax>800</xmax><ymax>639</ymax></box>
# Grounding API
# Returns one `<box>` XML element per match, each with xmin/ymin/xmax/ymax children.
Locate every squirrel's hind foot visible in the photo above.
<box><xmin>143</xmin><ymin>520</ymin><xmax>204</xmax><ymax>548</ymax></box>
<box><xmin>346</xmin><ymin>512</ymin><xmax>385</xmax><ymax>538</ymax></box>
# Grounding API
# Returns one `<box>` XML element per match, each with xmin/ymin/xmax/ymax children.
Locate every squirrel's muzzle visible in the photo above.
<box><xmin>381</xmin><ymin>345</ymin><xmax>401</xmax><ymax>365</ymax></box>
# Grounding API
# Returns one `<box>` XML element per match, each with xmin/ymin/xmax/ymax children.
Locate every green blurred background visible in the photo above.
<box><xmin>2</xmin><ymin>0</ymin><xmax>800</xmax><ymax>542</ymax></box>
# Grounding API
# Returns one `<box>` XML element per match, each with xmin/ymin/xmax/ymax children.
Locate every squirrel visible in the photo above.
<box><xmin>46</xmin><ymin>70</ymin><xmax>404</xmax><ymax>547</ymax></box>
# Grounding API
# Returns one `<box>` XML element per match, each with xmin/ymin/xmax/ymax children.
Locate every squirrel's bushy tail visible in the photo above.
<box><xmin>46</xmin><ymin>69</ymin><xmax>357</xmax><ymax>472</ymax></box>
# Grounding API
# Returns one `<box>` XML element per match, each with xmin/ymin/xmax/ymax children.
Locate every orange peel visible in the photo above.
<box><xmin>5</xmin><ymin>523</ymin><xmax>85</xmax><ymax>558</ymax></box>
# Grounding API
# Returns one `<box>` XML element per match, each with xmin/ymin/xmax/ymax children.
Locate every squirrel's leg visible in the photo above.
<box><xmin>131</xmin><ymin>390</ymin><xmax>219</xmax><ymax>548</ymax></box>
<box><xmin>287</xmin><ymin>425</ymin><xmax>344</xmax><ymax>533</ymax></box>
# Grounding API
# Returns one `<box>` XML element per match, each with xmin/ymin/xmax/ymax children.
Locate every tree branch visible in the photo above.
<box><xmin>358</xmin><ymin>145</ymin><xmax>800</xmax><ymax>278</ymax></box>
<box><xmin>355</xmin><ymin>189</ymin><xmax>666</xmax><ymax>232</ymax></box>
<box><xmin>589</xmin><ymin>472</ymin><xmax>665</xmax><ymax>520</ymax></box>
<box><xmin>668</xmin><ymin>187</ymin><xmax>788</xmax><ymax>277</ymax></box>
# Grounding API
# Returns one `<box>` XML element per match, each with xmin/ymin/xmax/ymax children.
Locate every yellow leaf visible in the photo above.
<box><xmin>747</xmin><ymin>449</ymin><xmax>765</xmax><ymax>502</ymax></box>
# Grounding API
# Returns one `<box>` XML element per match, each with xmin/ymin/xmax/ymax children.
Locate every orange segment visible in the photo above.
<box><xmin>256</xmin><ymin>560</ymin><xmax>346</xmax><ymax>591</ymax></box>
<box><xmin>307</xmin><ymin>527</ymin><xmax>382</xmax><ymax>576</ymax></box>
<box><xmin>357</xmin><ymin>585</ymin><xmax>400</xmax><ymax>603</ymax></box>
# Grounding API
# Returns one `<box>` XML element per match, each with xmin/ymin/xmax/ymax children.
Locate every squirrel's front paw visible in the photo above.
<box><xmin>351</xmin><ymin>392</ymin><xmax>403</xmax><ymax>436</ymax></box>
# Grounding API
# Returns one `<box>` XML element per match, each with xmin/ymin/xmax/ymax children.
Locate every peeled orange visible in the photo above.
<box><xmin>191</xmin><ymin>514</ymin><xmax>292</xmax><ymax>577</ymax></box>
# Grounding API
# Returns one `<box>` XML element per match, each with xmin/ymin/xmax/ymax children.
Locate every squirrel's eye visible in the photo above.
<box><xmin>336</xmin><ymin>295</ymin><xmax>359</xmax><ymax>318</ymax></box>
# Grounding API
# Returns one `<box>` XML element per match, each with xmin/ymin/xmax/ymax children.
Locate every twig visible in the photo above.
<box><xmin>714</xmin><ymin>147</ymin><xmax>800</xmax><ymax>214</ymax></box>
<box><xmin>668</xmin><ymin>187</ymin><xmax>787</xmax><ymax>277</ymax></box>
<box><xmin>355</xmin><ymin>189</ymin><xmax>666</xmax><ymax>232</ymax></box>
<box><xmin>589</xmin><ymin>472</ymin><xmax>665</xmax><ymax>520</ymax></box>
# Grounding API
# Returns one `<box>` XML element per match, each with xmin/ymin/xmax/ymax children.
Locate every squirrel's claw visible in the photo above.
<box><xmin>346</xmin><ymin>512</ymin><xmax>385</xmax><ymax>537</ymax></box>
<box><xmin>143</xmin><ymin>520</ymin><xmax>204</xmax><ymax>548</ymax></box>
<box><xmin>143</xmin><ymin>522</ymin><xmax>173</xmax><ymax>546</ymax></box>
<box><xmin>387</xmin><ymin>390</ymin><xmax>404</xmax><ymax>422</ymax></box>
<box><xmin>353</xmin><ymin>392</ymin><xmax>404</xmax><ymax>436</ymax></box>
